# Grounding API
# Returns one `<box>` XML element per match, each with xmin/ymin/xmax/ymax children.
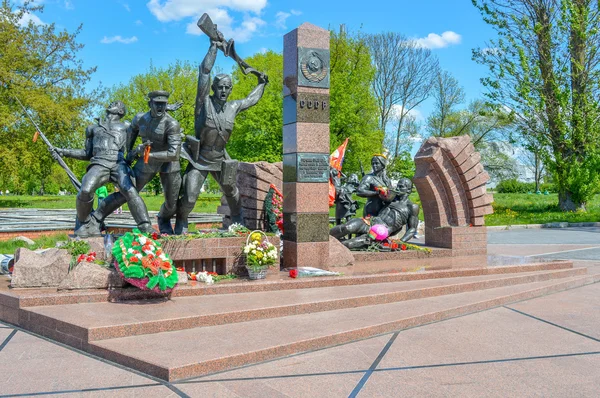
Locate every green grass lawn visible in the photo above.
<box><xmin>3</xmin><ymin>192</ymin><xmax>600</xmax><ymax>227</ymax></box>
<box><xmin>485</xmin><ymin>193</ymin><xmax>600</xmax><ymax>226</ymax></box>
<box><xmin>0</xmin><ymin>232</ymin><xmax>70</xmax><ymax>255</ymax></box>
<box><xmin>0</xmin><ymin>193</ymin><xmax>221</xmax><ymax>213</ymax></box>
<box><xmin>328</xmin><ymin>192</ymin><xmax>600</xmax><ymax>226</ymax></box>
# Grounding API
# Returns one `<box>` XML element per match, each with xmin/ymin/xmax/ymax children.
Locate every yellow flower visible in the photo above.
<box><xmin>256</xmin><ymin>251</ymin><xmax>264</xmax><ymax>259</ymax></box>
<box><xmin>251</xmin><ymin>232</ymin><xmax>262</xmax><ymax>242</ymax></box>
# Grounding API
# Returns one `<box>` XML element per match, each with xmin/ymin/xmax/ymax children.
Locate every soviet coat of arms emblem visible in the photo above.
<box><xmin>301</xmin><ymin>51</ymin><xmax>327</xmax><ymax>82</ymax></box>
<box><xmin>298</xmin><ymin>48</ymin><xmax>329</xmax><ymax>88</ymax></box>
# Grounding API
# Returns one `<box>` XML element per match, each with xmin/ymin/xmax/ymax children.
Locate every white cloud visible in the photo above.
<box><xmin>100</xmin><ymin>35</ymin><xmax>138</xmax><ymax>44</ymax></box>
<box><xmin>259</xmin><ymin>47</ymin><xmax>267</xmax><ymax>54</ymax></box>
<box><xmin>275</xmin><ymin>11</ymin><xmax>290</xmax><ymax>29</ymax></box>
<box><xmin>185</xmin><ymin>8</ymin><xmax>265</xmax><ymax>43</ymax></box>
<box><xmin>290</xmin><ymin>9</ymin><xmax>302</xmax><ymax>16</ymax></box>
<box><xmin>123</xmin><ymin>3</ymin><xmax>131</xmax><ymax>12</ymax></box>
<box><xmin>64</xmin><ymin>1</ymin><xmax>74</xmax><ymax>10</ymax></box>
<box><xmin>391</xmin><ymin>105</ymin><xmax>424</xmax><ymax>122</ymax></box>
<box><xmin>415</xmin><ymin>31</ymin><xmax>461</xmax><ymax>49</ymax></box>
<box><xmin>135</xmin><ymin>19</ymin><xmax>143</xmax><ymax>25</ymax></box>
<box><xmin>18</xmin><ymin>12</ymin><xmax>45</xmax><ymax>26</ymax></box>
<box><xmin>147</xmin><ymin>0</ymin><xmax>267</xmax><ymax>22</ymax></box>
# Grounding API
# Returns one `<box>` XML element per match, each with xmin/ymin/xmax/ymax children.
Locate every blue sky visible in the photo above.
<box><xmin>22</xmin><ymin>0</ymin><xmax>497</xmax><ymax>137</ymax></box>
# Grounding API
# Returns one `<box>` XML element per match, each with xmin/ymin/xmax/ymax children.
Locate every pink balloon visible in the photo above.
<box><xmin>368</xmin><ymin>224</ymin><xmax>389</xmax><ymax>241</ymax></box>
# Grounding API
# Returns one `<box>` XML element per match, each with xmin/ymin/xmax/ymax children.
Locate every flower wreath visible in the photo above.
<box><xmin>112</xmin><ymin>229</ymin><xmax>179</xmax><ymax>293</ymax></box>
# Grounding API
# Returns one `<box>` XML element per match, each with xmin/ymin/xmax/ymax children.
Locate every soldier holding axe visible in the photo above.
<box><xmin>174</xmin><ymin>13</ymin><xmax>269</xmax><ymax>233</ymax></box>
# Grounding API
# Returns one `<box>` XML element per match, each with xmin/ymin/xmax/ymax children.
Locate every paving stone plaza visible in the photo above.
<box><xmin>1</xmin><ymin>227</ymin><xmax>599</xmax><ymax>397</ymax></box>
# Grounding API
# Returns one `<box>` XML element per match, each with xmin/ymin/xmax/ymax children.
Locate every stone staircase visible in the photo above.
<box><xmin>2</xmin><ymin>259</ymin><xmax>599</xmax><ymax>381</ymax></box>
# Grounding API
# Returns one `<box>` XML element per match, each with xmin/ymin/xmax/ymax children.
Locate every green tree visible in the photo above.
<box><xmin>330</xmin><ymin>27</ymin><xmax>383</xmax><ymax>176</ymax></box>
<box><xmin>0</xmin><ymin>0</ymin><xmax>98</xmax><ymax>194</ymax></box>
<box><xmin>109</xmin><ymin>60</ymin><xmax>197</xmax><ymax>135</ymax></box>
<box><xmin>473</xmin><ymin>0</ymin><xmax>600</xmax><ymax>211</ymax></box>
<box><xmin>227</xmin><ymin>50</ymin><xmax>283</xmax><ymax>162</ymax></box>
<box><xmin>365</xmin><ymin>32</ymin><xmax>439</xmax><ymax>158</ymax></box>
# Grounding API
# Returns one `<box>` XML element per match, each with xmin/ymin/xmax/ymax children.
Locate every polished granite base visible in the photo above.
<box><xmin>2</xmin><ymin>256</ymin><xmax>597</xmax><ymax>381</ymax></box>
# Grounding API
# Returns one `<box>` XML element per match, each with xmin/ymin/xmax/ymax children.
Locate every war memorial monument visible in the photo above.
<box><xmin>0</xmin><ymin>15</ymin><xmax>591</xmax><ymax>385</ymax></box>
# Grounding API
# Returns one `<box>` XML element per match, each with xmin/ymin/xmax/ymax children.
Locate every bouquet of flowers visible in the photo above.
<box><xmin>112</xmin><ymin>229</ymin><xmax>179</xmax><ymax>293</ymax></box>
<box><xmin>76</xmin><ymin>251</ymin><xmax>97</xmax><ymax>264</ymax></box>
<box><xmin>243</xmin><ymin>231</ymin><xmax>278</xmax><ymax>279</ymax></box>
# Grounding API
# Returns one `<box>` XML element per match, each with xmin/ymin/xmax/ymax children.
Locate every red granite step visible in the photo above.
<box><xmin>1</xmin><ymin>260</ymin><xmax>574</xmax><ymax>308</ymax></box>
<box><xmin>86</xmin><ymin>273</ymin><xmax>600</xmax><ymax>381</ymax></box>
<box><xmin>20</xmin><ymin>268</ymin><xmax>586</xmax><ymax>345</ymax></box>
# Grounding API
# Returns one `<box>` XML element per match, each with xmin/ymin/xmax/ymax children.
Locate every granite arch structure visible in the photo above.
<box><xmin>413</xmin><ymin>136</ymin><xmax>493</xmax><ymax>255</ymax></box>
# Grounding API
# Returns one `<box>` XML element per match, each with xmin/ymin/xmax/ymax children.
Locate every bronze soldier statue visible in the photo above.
<box><xmin>357</xmin><ymin>154</ymin><xmax>392</xmax><ymax>217</ymax></box>
<box><xmin>330</xmin><ymin>177</ymin><xmax>420</xmax><ymax>250</ymax></box>
<box><xmin>174</xmin><ymin>21</ymin><xmax>268</xmax><ymax>234</ymax></box>
<box><xmin>335</xmin><ymin>173</ymin><xmax>360</xmax><ymax>225</ymax></box>
<box><xmin>79</xmin><ymin>91</ymin><xmax>182</xmax><ymax>236</ymax></box>
<box><xmin>52</xmin><ymin>101</ymin><xmax>153</xmax><ymax>237</ymax></box>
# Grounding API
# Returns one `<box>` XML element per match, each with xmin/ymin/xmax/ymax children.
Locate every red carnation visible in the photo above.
<box><xmin>289</xmin><ymin>269</ymin><xmax>298</xmax><ymax>278</ymax></box>
<box><xmin>152</xmin><ymin>232</ymin><xmax>159</xmax><ymax>240</ymax></box>
<box><xmin>401</xmin><ymin>244</ymin><xmax>407</xmax><ymax>251</ymax></box>
<box><xmin>132</xmin><ymin>242</ymin><xmax>140</xmax><ymax>246</ymax></box>
<box><xmin>129</xmin><ymin>256</ymin><xmax>139</xmax><ymax>263</ymax></box>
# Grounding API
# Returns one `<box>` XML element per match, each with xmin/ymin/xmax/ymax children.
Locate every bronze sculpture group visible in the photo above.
<box><xmin>330</xmin><ymin>154</ymin><xmax>420</xmax><ymax>250</ymax></box>
<box><xmin>49</xmin><ymin>13</ymin><xmax>420</xmax><ymax>251</ymax></box>
<box><xmin>52</xmin><ymin>14</ymin><xmax>267</xmax><ymax>237</ymax></box>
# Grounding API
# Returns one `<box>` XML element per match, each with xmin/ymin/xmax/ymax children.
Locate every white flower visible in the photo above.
<box><xmin>135</xmin><ymin>253</ymin><xmax>143</xmax><ymax>259</ymax></box>
<box><xmin>228</xmin><ymin>223</ymin><xmax>244</xmax><ymax>232</ymax></box>
<box><xmin>159</xmin><ymin>254</ymin><xmax>167</xmax><ymax>260</ymax></box>
<box><xmin>138</xmin><ymin>236</ymin><xmax>147</xmax><ymax>245</ymax></box>
<box><xmin>127</xmin><ymin>248</ymin><xmax>134</xmax><ymax>254</ymax></box>
<box><xmin>143</xmin><ymin>249</ymin><xmax>153</xmax><ymax>255</ymax></box>
<box><xmin>196</xmin><ymin>271</ymin><xmax>214</xmax><ymax>285</ymax></box>
<box><xmin>243</xmin><ymin>247</ymin><xmax>250</xmax><ymax>254</ymax></box>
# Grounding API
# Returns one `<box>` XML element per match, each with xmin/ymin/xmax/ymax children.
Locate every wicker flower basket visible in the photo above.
<box><xmin>244</xmin><ymin>230</ymin><xmax>275</xmax><ymax>280</ymax></box>
<box><xmin>247</xmin><ymin>266</ymin><xmax>268</xmax><ymax>280</ymax></box>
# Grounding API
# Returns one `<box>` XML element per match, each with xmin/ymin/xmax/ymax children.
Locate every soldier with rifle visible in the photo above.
<box><xmin>173</xmin><ymin>13</ymin><xmax>268</xmax><ymax>234</ymax></box>
<box><xmin>51</xmin><ymin>101</ymin><xmax>153</xmax><ymax>236</ymax></box>
<box><xmin>80</xmin><ymin>91</ymin><xmax>183</xmax><ymax>236</ymax></box>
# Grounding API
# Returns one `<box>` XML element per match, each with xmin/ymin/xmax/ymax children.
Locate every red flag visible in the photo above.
<box><xmin>329</xmin><ymin>138</ymin><xmax>349</xmax><ymax>171</ymax></box>
<box><xmin>33</xmin><ymin>131</ymin><xmax>39</xmax><ymax>143</ymax></box>
<box><xmin>328</xmin><ymin>138</ymin><xmax>349</xmax><ymax>207</ymax></box>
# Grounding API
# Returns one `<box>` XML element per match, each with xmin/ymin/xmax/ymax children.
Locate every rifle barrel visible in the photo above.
<box><xmin>14</xmin><ymin>96</ymin><xmax>81</xmax><ymax>191</ymax></box>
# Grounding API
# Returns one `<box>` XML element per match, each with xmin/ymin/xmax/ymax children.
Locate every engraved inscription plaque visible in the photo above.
<box><xmin>297</xmin><ymin>153</ymin><xmax>329</xmax><ymax>183</ymax></box>
<box><xmin>298</xmin><ymin>47</ymin><xmax>330</xmax><ymax>88</ymax></box>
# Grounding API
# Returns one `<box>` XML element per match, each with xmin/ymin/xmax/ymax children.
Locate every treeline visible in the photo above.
<box><xmin>3</xmin><ymin>0</ymin><xmax>600</xmax><ymax>213</ymax></box>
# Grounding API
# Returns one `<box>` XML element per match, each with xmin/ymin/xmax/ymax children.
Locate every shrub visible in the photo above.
<box><xmin>540</xmin><ymin>183</ymin><xmax>557</xmax><ymax>193</ymax></box>
<box><xmin>496</xmin><ymin>179</ymin><xmax>535</xmax><ymax>193</ymax></box>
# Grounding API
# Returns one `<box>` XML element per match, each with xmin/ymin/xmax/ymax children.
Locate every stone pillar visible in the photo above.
<box><xmin>282</xmin><ymin>23</ymin><xmax>330</xmax><ymax>269</ymax></box>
